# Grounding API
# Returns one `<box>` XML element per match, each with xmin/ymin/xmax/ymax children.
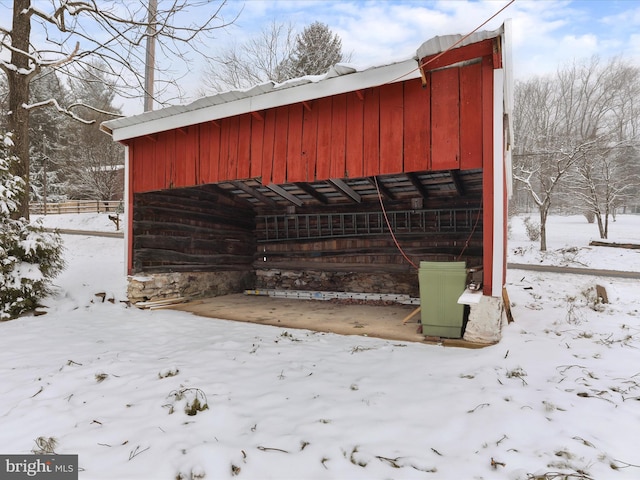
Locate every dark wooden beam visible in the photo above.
<box><xmin>368</xmin><ymin>176</ymin><xmax>395</xmax><ymax>200</ymax></box>
<box><xmin>230</xmin><ymin>181</ymin><xmax>278</xmax><ymax>206</ymax></box>
<box><xmin>329</xmin><ymin>178</ymin><xmax>361</xmax><ymax>203</ymax></box>
<box><xmin>449</xmin><ymin>170</ymin><xmax>466</xmax><ymax>196</ymax></box>
<box><xmin>294</xmin><ymin>182</ymin><xmax>329</xmax><ymax>204</ymax></box>
<box><xmin>266</xmin><ymin>183</ymin><xmax>304</xmax><ymax>207</ymax></box>
<box><xmin>407</xmin><ymin>173</ymin><xmax>429</xmax><ymax>199</ymax></box>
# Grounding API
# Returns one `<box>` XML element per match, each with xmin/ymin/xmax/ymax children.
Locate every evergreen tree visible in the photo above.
<box><xmin>0</xmin><ymin>132</ymin><xmax>64</xmax><ymax>319</ymax></box>
<box><xmin>279</xmin><ymin>22</ymin><xmax>347</xmax><ymax>79</ymax></box>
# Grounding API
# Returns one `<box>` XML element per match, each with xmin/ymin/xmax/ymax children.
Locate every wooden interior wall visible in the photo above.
<box><xmin>127</xmin><ymin>60</ymin><xmax>487</xmax><ymax>194</ymax></box>
<box><xmin>255</xmin><ymin>196</ymin><xmax>483</xmax><ymax>273</ymax></box>
<box><xmin>131</xmin><ymin>186</ymin><xmax>256</xmax><ymax>274</ymax></box>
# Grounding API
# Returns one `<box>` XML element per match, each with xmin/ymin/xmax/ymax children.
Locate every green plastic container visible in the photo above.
<box><xmin>419</xmin><ymin>261</ymin><xmax>467</xmax><ymax>338</ymax></box>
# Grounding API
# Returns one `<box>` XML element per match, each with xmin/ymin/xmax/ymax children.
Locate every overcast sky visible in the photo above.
<box><xmin>2</xmin><ymin>0</ymin><xmax>638</xmax><ymax>114</ymax></box>
<box><xmin>223</xmin><ymin>0</ymin><xmax>639</xmax><ymax>76</ymax></box>
<box><xmin>158</xmin><ymin>0</ymin><xmax>640</xmax><ymax>114</ymax></box>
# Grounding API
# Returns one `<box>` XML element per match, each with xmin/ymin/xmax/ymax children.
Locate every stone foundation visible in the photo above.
<box><xmin>463</xmin><ymin>295</ymin><xmax>504</xmax><ymax>344</ymax></box>
<box><xmin>255</xmin><ymin>269</ymin><xmax>420</xmax><ymax>297</ymax></box>
<box><xmin>128</xmin><ymin>271</ymin><xmax>255</xmax><ymax>304</ymax></box>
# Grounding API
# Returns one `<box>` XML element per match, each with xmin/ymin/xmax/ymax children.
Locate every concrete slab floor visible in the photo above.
<box><xmin>167</xmin><ymin>293</ymin><xmax>491</xmax><ymax>348</ymax></box>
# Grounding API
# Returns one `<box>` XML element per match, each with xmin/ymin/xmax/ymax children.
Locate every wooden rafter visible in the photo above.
<box><xmin>294</xmin><ymin>182</ymin><xmax>329</xmax><ymax>204</ymax></box>
<box><xmin>230</xmin><ymin>181</ymin><xmax>277</xmax><ymax>206</ymax></box>
<box><xmin>407</xmin><ymin>173</ymin><xmax>429</xmax><ymax>199</ymax></box>
<box><xmin>368</xmin><ymin>176</ymin><xmax>395</xmax><ymax>200</ymax></box>
<box><xmin>449</xmin><ymin>170</ymin><xmax>466</xmax><ymax>196</ymax></box>
<box><xmin>329</xmin><ymin>178</ymin><xmax>361</xmax><ymax>203</ymax></box>
<box><xmin>266</xmin><ymin>184</ymin><xmax>304</xmax><ymax>207</ymax></box>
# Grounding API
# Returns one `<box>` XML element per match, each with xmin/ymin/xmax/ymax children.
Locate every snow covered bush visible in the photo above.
<box><xmin>1</xmin><ymin>133</ymin><xmax>64</xmax><ymax>320</ymax></box>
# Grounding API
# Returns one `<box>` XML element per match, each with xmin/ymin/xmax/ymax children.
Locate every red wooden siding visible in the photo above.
<box><xmin>127</xmin><ymin>54</ymin><xmax>495</xmax><ymax>194</ymax></box>
<box><xmin>379</xmin><ymin>83</ymin><xmax>404</xmax><ymax>175</ymax></box>
<box><xmin>460</xmin><ymin>62</ymin><xmax>483</xmax><ymax>170</ymax></box>
<box><xmin>431</xmin><ymin>67</ymin><xmax>460</xmax><ymax>170</ymax></box>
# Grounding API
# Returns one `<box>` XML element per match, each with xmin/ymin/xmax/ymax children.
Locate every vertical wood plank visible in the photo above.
<box><xmin>315</xmin><ymin>96</ymin><xmax>333</xmax><ymax>180</ymax></box>
<box><xmin>431</xmin><ymin>67</ymin><xmax>460</xmax><ymax>170</ymax></box>
<box><xmin>286</xmin><ymin>103</ymin><xmax>304</xmax><ymax>182</ymax></box>
<box><xmin>250</xmin><ymin>114</ymin><xmax>264</xmax><ymax>179</ymax></box>
<box><xmin>460</xmin><ymin>61</ymin><xmax>483</xmax><ymax>170</ymax></box>
<box><xmin>227</xmin><ymin>116</ymin><xmax>240</xmax><ymax>181</ymax></box>
<box><xmin>218</xmin><ymin>118</ymin><xmax>231</xmax><ymax>180</ymax></box>
<box><xmin>379</xmin><ymin>82</ymin><xmax>404</xmax><ymax>174</ymax></box>
<box><xmin>164</xmin><ymin>130</ymin><xmax>175</xmax><ymax>189</ymax></box>
<box><xmin>208</xmin><ymin>121</ymin><xmax>221</xmax><ymax>183</ymax></box>
<box><xmin>330</xmin><ymin>93</ymin><xmax>347</xmax><ymax>178</ymax></box>
<box><xmin>346</xmin><ymin>91</ymin><xmax>364</xmax><ymax>178</ymax></box>
<box><xmin>363</xmin><ymin>87</ymin><xmax>380</xmax><ymax>176</ymax></box>
<box><xmin>237</xmin><ymin>114</ymin><xmax>252</xmax><ymax>179</ymax></box>
<box><xmin>272</xmin><ymin>105</ymin><xmax>289</xmax><ymax>184</ymax></box>
<box><xmin>183</xmin><ymin>126</ymin><xmax>197</xmax><ymax>186</ymax></box>
<box><xmin>301</xmin><ymin>101</ymin><xmax>318</xmax><ymax>182</ymax></box>
<box><xmin>261</xmin><ymin>108</ymin><xmax>277</xmax><ymax>185</ymax></box>
<box><xmin>198</xmin><ymin>122</ymin><xmax>212</xmax><ymax>184</ymax></box>
<box><xmin>403</xmin><ymin>78</ymin><xmax>430</xmax><ymax>172</ymax></box>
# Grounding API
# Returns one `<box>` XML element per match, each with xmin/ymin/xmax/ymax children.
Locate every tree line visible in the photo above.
<box><xmin>512</xmin><ymin>56</ymin><xmax>640</xmax><ymax>250</ymax></box>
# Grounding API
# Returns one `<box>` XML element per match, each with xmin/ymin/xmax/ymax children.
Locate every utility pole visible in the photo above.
<box><xmin>144</xmin><ymin>0</ymin><xmax>157</xmax><ymax>112</ymax></box>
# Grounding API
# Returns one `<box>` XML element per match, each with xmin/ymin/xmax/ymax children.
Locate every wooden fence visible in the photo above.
<box><xmin>30</xmin><ymin>200</ymin><xmax>122</xmax><ymax>215</ymax></box>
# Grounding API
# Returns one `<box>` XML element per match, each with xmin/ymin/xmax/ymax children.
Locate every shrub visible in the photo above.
<box><xmin>522</xmin><ymin>216</ymin><xmax>540</xmax><ymax>241</ymax></box>
<box><xmin>1</xmin><ymin>133</ymin><xmax>65</xmax><ymax>320</ymax></box>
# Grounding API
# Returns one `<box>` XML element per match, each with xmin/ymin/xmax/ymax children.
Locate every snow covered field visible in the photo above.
<box><xmin>0</xmin><ymin>213</ymin><xmax>639</xmax><ymax>480</ymax></box>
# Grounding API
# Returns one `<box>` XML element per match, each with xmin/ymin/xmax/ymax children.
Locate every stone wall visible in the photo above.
<box><xmin>255</xmin><ymin>268</ymin><xmax>420</xmax><ymax>297</ymax></box>
<box><xmin>128</xmin><ymin>271</ymin><xmax>255</xmax><ymax>304</ymax></box>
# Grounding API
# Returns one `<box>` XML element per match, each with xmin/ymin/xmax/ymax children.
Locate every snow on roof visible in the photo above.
<box><xmin>101</xmin><ymin>24</ymin><xmax>506</xmax><ymax>142</ymax></box>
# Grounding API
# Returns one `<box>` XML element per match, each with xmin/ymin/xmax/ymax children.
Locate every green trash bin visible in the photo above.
<box><xmin>419</xmin><ymin>261</ymin><xmax>467</xmax><ymax>338</ymax></box>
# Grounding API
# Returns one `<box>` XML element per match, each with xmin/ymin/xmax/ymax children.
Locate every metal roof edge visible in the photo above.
<box><xmin>105</xmin><ymin>58</ymin><xmax>420</xmax><ymax>142</ymax></box>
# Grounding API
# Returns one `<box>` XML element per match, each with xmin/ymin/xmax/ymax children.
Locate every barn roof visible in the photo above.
<box><xmin>101</xmin><ymin>24</ymin><xmax>509</xmax><ymax>142</ymax></box>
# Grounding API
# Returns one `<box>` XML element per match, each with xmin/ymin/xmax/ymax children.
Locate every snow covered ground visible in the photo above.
<box><xmin>0</xmin><ymin>212</ymin><xmax>639</xmax><ymax>480</ymax></box>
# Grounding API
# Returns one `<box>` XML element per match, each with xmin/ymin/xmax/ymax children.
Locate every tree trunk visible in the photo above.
<box><xmin>595</xmin><ymin>212</ymin><xmax>605</xmax><ymax>239</ymax></box>
<box><xmin>7</xmin><ymin>0</ymin><xmax>33</xmax><ymax>220</ymax></box>
<box><xmin>539</xmin><ymin>204</ymin><xmax>548</xmax><ymax>252</ymax></box>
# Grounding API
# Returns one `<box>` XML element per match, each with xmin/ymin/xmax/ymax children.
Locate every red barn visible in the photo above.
<box><xmin>102</xmin><ymin>23</ymin><xmax>513</xmax><ymax>343</ymax></box>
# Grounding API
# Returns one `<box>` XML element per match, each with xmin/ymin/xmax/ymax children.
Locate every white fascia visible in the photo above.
<box><xmin>110</xmin><ymin>59</ymin><xmax>421</xmax><ymax>142</ymax></box>
<box><xmin>492</xmin><ymin>68</ymin><xmax>505</xmax><ymax>297</ymax></box>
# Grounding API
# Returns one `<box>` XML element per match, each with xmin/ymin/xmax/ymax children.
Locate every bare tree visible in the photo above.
<box><xmin>513</xmin><ymin>56</ymin><xmax>640</xmax><ymax>248</ymax></box>
<box><xmin>199</xmin><ymin>19</ymin><xmax>351</xmax><ymax>95</ymax></box>
<box><xmin>199</xmin><ymin>19</ymin><xmax>297</xmax><ymax>94</ymax></box>
<box><xmin>0</xmin><ymin>0</ymin><xmax>237</xmax><ymax>218</ymax></box>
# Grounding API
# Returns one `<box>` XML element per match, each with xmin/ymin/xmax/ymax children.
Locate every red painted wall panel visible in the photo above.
<box><xmin>301</xmin><ymin>102</ymin><xmax>318</xmax><ymax>182</ymax></box>
<box><xmin>315</xmin><ymin>96</ymin><xmax>333</xmax><ymax>180</ymax></box>
<box><xmin>379</xmin><ymin>83</ymin><xmax>404</xmax><ymax>174</ymax></box>
<box><xmin>272</xmin><ymin>106</ymin><xmax>290</xmax><ymax>184</ymax></box>
<box><xmin>237</xmin><ymin>114</ymin><xmax>251</xmax><ymax>179</ymax></box>
<box><xmin>363</xmin><ymin>88</ymin><xmax>380</xmax><ymax>175</ymax></box>
<box><xmin>431</xmin><ymin>67</ymin><xmax>460</xmax><ymax>170</ymax></box>
<box><xmin>218</xmin><ymin>119</ymin><xmax>230</xmax><ymax>180</ymax></box>
<box><xmin>345</xmin><ymin>92</ymin><xmax>364</xmax><ymax>178</ymax></box>
<box><xmin>460</xmin><ymin>62</ymin><xmax>483</xmax><ymax>170</ymax></box>
<box><xmin>129</xmin><ymin>51</ymin><xmax>496</xmax><ymax>192</ymax></box>
<box><xmin>403</xmin><ymin>78</ymin><xmax>430</xmax><ymax>172</ymax></box>
<box><xmin>198</xmin><ymin>123</ymin><xmax>212</xmax><ymax>184</ymax></box>
<box><xmin>226</xmin><ymin>116</ymin><xmax>240</xmax><ymax>180</ymax></box>
<box><xmin>261</xmin><ymin>109</ymin><xmax>277</xmax><ymax>185</ymax></box>
<box><xmin>249</xmin><ymin>115</ymin><xmax>264</xmax><ymax>179</ymax></box>
<box><xmin>208</xmin><ymin>122</ymin><xmax>221</xmax><ymax>183</ymax></box>
<box><xmin>286</xmin><ymin>104</ymin><xmax>305</xmax><ymax>182</ymax></box>
<box><xmin>330</xmin><ymin>94</ymin><xmax>347</xmax><ymax>178</ymax></box>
